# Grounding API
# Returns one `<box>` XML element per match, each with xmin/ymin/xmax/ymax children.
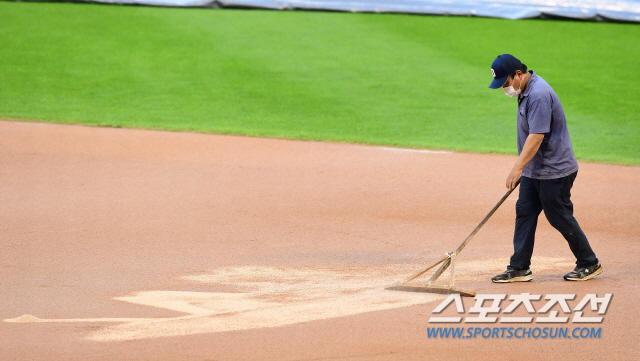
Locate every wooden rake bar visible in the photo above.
<box><xmin>386</xmin><ymin>179</ymin><xmax>521</xmax><ymax>297</ymax></box>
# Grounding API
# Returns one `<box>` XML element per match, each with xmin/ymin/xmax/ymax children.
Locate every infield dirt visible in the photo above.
<box><xmin>1</xmin><ymin>120</ymin><xmax>638</xmax><ymax>360</ymax></box>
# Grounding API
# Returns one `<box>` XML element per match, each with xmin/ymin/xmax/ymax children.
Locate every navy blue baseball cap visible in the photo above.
<box><xmin>489</xmin><ymin>54</ymin><xmax>522</xmax><ymax>89</ymax></box>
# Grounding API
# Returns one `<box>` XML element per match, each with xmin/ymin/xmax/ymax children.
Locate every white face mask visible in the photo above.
<box><xmin>503</xmin><ymin>74</ymin><xmax>522</xmax><ymax>98</ymax></box>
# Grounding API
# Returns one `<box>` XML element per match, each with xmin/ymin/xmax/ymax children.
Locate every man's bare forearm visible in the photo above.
<box><xmin>506</xmin><ymin>133</ymin><xmax>545</xmax><ymax>189</ymax></box>
<box><xmin>516</xmin><ymin>133</ymin><xmax>545</xmax><ymax>169</ymax></box>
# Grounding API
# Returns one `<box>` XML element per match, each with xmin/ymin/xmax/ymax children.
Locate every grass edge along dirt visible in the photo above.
<box><xmin>1</xmin><ymin>2</ymin><xmax>638</xmax><ymax>165</ymax></box>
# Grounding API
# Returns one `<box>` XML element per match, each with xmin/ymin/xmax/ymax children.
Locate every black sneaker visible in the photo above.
<box><xmin>564</xmin><ymin>262</ymin><xmax>603</xmax><ymax>281</ymax></box>
<box><xmin>492</xmin><ymin>269</ymin><xmax>533</xmax><ymax>283</ymax></box>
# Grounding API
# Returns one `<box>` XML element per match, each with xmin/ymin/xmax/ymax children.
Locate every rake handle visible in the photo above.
<box><xmin>398</xmin><ymin>179</ymin><xmax>520</xmax><ymax>285</ymax></box>
<box><xmin>402</xmin><ymin>253</ymin><xmax>450</xmax><ymax>283</ymax></box>
<box><xmin>454</xmin><ymin>178</ymin><xmax>521</xmax><ymax>256</ymax></box>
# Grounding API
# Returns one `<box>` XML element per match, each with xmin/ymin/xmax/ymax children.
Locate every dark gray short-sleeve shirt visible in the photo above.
<box><xmin>517</xmin><ymin>71</ymin><xmax>579</xmax><ymax>179</ymax></box>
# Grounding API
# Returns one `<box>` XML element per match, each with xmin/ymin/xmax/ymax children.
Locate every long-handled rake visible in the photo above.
<box><xmin>386</xmin><ymin>179</ymin><xmax>520</xmax><ymax>297</ymax></box>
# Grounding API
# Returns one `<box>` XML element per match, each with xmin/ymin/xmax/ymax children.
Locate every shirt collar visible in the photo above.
<box><xmin>519</xmin><ymin>70</ymin><xmax>536</xmax><ymax>100</ymax></box>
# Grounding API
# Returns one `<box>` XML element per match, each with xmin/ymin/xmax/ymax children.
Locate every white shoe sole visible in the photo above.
<box><xmin>565</xmin><ymin>266</ymin><xmax>603</xmax><ymax>281</ymax></box>
<box><xmin>492</xmin><ymin>274</ymin><xmax>533</xmax><ymax>283</ymax></box>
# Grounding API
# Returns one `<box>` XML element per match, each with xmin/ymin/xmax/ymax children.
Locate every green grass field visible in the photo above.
<box><xmin>1</xmin><ymin>2</ymin><xmax>639</xmax><ymax>164</ymax></box>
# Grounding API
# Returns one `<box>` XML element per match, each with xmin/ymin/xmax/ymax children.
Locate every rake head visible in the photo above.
<box><xmin>385</xmin><ymin>252</ymin><xmax>476</xmax><ymax>297</ymax></box>
<box><xmin>385</xmin><ymin>181</ymin><xmax>520</xmax><ymax>298</ymax></box>
<box><xmin>385</xmin><ymin>283</ymin><xmax>476</xmax><ymax>297</ymax></box>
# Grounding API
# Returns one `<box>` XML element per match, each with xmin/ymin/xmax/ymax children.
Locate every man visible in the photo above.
<box><xmin>488</xmin><ymin>54</ymin><xmax>602</xmax><ymax>282</ymax></box>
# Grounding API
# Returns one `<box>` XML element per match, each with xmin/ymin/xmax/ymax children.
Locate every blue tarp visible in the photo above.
<box><xmin>31</xmin><ymin>1</ymin><xmax>640</xmax><ymax>22</ymax></box>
